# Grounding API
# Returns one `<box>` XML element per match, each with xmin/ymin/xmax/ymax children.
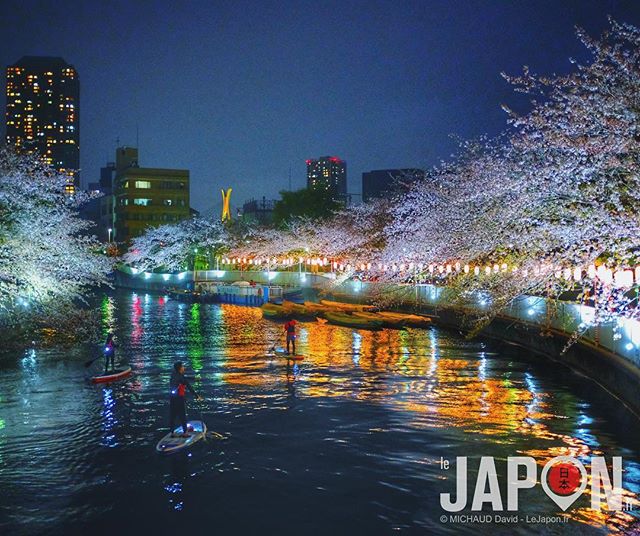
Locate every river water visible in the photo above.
<box><xmin>1</xmin><ymin>291</ymin><xmax>639</xmax><ymax>535</ymax></box>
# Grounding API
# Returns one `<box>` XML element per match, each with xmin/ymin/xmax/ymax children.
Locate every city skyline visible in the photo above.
<box><xmin>2</xmin><ymin>0</ymin><xmax>640</xmax><ymax>213</ymax></box>
<box><xmin>5</xmin><ymin>55</ymin><xmax>80</xmax><ymax>191</ymax></box>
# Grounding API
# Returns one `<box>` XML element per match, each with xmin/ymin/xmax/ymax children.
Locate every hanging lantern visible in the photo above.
<box><xmin>573</xmin><ymin>267</ymin><xmax>582</xmax><ymax>282</ymax></box>
<box><xmin>614</xmin><ymin>270</ymin><xmax>634</xmax><ymax>288</ymax></box>
<box><xmin>597</xmin><ymin>265</ymin><xmax>613</xmax><ymax>285</ymax></box>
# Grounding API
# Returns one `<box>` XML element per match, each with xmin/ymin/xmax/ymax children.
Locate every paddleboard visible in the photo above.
<box><xmin>90</xmin><ymin>367</ymin><xmax>132</xmax><ymax>384</ymax></box>
<box><xmin>266</xmin><ymin>348</ymin><xmax>304</xmax><ymax>361</ymax></box>
<box><xmin>156</xmin><ymin>420</ymin><xmax>207</xmax><ymax>454</ymax></box>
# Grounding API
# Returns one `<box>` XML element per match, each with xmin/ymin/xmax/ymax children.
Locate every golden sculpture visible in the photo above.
<box><xmin>221</xmin><ymin>188</ymin><xmax>232</xmax><ymax>222</ymax></box>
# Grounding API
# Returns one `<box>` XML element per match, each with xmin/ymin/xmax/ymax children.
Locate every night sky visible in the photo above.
<box><xmin>2</xmin><ymin>0</ymin><xmax>640</xmax><ymax>214</ymax></box>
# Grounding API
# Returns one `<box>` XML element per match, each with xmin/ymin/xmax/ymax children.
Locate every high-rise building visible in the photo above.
<box><xmin>112</xmin><ymin>147</ymin><xmax>190</xmax><ymax>241</ymax></box>
<box><xmin>362</xmin><ymin>168</ymin><xmax>424</xmax><ymax>202</ymax></box>
<box><xmin>5</xmin><ymin>56</ymin><xmax>80</xmax><ymax>191</ymax></box>
<box><xmin>306</xmin><ymin>156</ymin><xmax>347</xmax><ymax>197</ymax></box>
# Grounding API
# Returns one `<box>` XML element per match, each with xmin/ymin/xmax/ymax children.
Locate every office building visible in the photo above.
<box><xmin>96</xmin><ymin>162</ymin><xmax>116</xmax><ymax>242</ymax></box>
<box><xmin>306</xmin><ymin>156</ymin><xmax>347</xmax><ymax>197</ymax></box>
<box><xmin>113</xmin><ymin>147</ymin><xmax>190</xmax><ymax>241</ymax></box>
<box><xmin>362</xmin><ymin>168</ymin><xmax>424</xmax><ymax>202</ymax></box>
<box><xmin>5</xmin><ymin>56</ymin><xmax>79</xmax><ymax>191</ymax></box>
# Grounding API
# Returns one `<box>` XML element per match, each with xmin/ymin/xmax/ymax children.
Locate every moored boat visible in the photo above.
<box><xmin>377</xmin><ymin>311</ymin><xmax>432</xmax><ymax>328</ymax></box>
<box><xmin>353</xmin><ymin>311</ymin><xmax>407</xmax><ymax>329</ymax></box>
<box><xmin>320</xmin><ymin>299</ymin><xmax>377</xmax><ymax>312</ymax></box>
<box><xmin>261</xmin><ymin>302</ymin><xmax>289</xmax><ymax>319</ymax></box>
<box><xmin>324</xmin><ymin>311</ymin><xmax>383</xmax><ymax>330</ymax></box>
<box><xmin>303</xmin><ymin>301</ymin><xmax>331</xmax><ymax>314</ymax></box>
<box><xmin>281</xmin><ymin>300</ymin><xmax>310</xmax><ymax>317</ymax></box>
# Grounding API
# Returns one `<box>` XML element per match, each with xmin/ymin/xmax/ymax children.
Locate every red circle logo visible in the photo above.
<box><xmin>547</xmin><ymin>462</ymin><xmax>582</xmax><ymax>495</ymax></box>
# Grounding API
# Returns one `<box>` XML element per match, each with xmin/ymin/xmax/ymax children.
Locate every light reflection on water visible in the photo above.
<box><xmin>0</xmin><ymin>291</ymin><xmax>639</xmax><ymax>535</ymax></box>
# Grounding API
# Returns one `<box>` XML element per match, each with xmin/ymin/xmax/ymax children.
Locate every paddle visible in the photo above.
<box><xmin>85</xmin><ymin>336</ymin><xmax>115</xmax><ymax>368</ymax></box>
<box><xmin>195</xmin><ymin>400</ymin><xmax>207</xmax><ymax>443</ymax></box>
<box><xmin>268</xmin><ymin>331</ymin><xmax>286</xmax><ymax>354</ymax></box>
<box><xmin>194</xmin><ymin>397</ymin><xmax>225</xmax><ymax>441</ymax></box>
<box><xmin>84</xmin><ymin>351</ymin><xmax>104</xmax><ymax>368</ymax></box>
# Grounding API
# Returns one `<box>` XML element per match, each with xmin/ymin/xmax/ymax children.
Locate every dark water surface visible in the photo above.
<box><xmin>1</xmin><ymin>291</ymin><xmax>640</xmax><ymax>535</ymax></box>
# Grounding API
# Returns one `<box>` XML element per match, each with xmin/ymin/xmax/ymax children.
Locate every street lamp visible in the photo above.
<box><xmin>108</xmin><ymin>228</ymin><xmax>112</xmax><ymax>243</ymax></box>
<box><xmin>193</xmin><ymin>248</ymin><xmax>199</xmax><ymax>287</ymax></box>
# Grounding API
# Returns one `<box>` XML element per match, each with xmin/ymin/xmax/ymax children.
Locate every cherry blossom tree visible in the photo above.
<box><xmin>0</xmin><ymin>149</ymin><xmax>112</xmax><ymax>337</ymax></box>
<box><xmin>124</xmin><ymin>217</ymin><xmax>228</xmax><ymax>271</ymax></box>
<box><xmin>374</xmin><ymin>19</ymin><xmax>640</xmax><ymax>328</ymax></box>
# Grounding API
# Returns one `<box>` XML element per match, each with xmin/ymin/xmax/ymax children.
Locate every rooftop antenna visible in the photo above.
<box><xmin>116</xmin><ymin>136</ymin><xmax>120</xmax><ymax>147</ymax></box>
<box><xmin>288</xmin><ymin>165</ymin><xmax>292</xmax><ymax>191</ymax></box>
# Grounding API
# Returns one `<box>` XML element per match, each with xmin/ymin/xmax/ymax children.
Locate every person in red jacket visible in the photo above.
<box><xmin>284</xmin><ymin>318</ymin><xmax>297</xmax><ymax>355</ymax></box>
<box><xmin>169</xmin><ymin>361</ymin><xmax>202</xmax><ymax>437</ymax></box>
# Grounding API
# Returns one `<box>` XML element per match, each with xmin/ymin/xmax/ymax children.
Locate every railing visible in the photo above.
<box><xmin>336</xmin><ymin>280</ymin><xmax>640</xmax><ymax>369</ymax></box>
<box><xmin>193</xmin><ymin>281</ymin><xmax>283</xmax><ymax>305</ymax></box>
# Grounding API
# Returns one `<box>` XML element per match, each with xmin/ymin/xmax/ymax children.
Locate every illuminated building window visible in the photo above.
<box><xmin>133</xmin><ymin>198</ymin><xmax>151</xmax><ymax>206</ymax></box>
<box><xmin>134</xmin><ymin>180</ymin><xmax>151</xmax><ymax>189</ymax></box>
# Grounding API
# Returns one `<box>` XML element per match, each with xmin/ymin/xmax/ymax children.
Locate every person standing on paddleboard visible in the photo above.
<box><xmin>284</xmin><ymin>318</ymin><xmax>297</xmax><ymax>355</ymax></box>
<box><xmin>103</xmin><ymin>332</ymin><xmax>116</xmax><ymax>374</ymax></box>
<box><xmin>169</xmin><ymin>362</ymin><xmax>203</xmax><ymax>438</ymax></box>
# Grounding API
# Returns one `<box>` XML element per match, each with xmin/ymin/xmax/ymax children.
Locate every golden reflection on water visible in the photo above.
<box><xmin>101</xmin><ymin>298</ymin><xmax>638</xmax><ymax>532</ymax></box>
<box><xmin>208</xmin><ymin>304</ymin><xmax>640</xmax><ymax>532</ymax></box>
